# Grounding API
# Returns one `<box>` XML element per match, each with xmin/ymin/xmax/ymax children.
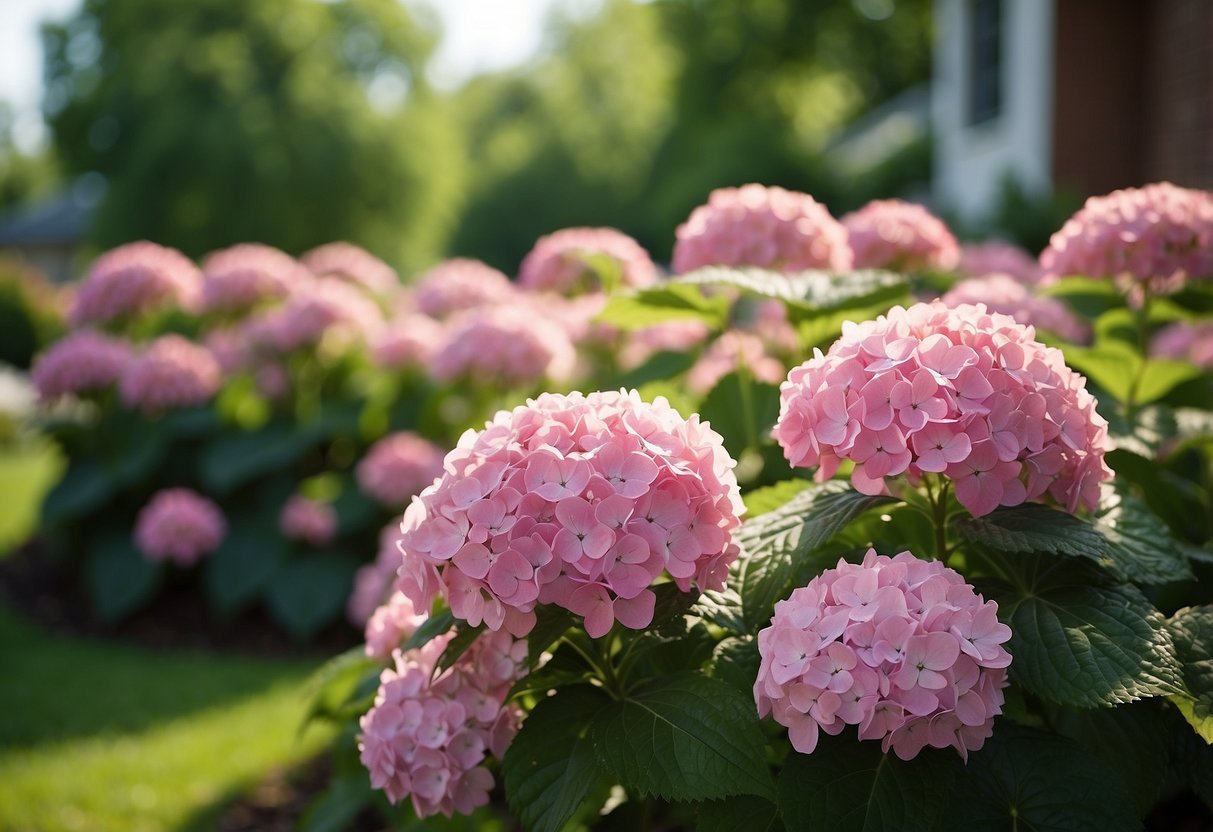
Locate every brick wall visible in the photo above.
<box><xmin>1143</xmin><ymin>0</ymin><xmax>1213</xmax><ymax>189</ymax></box>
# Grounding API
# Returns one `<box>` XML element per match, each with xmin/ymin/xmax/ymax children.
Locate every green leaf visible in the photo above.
<box><xmin>1091</xmin><ymin>482</ymin><xmax>1193</xmax><ymax>584</ymax></box>
<box><xmin>501</xmin><ymin>684</ymin><xmax>612</xmax><ymax>832</ymax></box>
<box><xmin>1054</xmin><ymin>701</ymin><xmax>1173</xmax><ymax>814</ymax></box>
<box><xmin>433</xmin><ymin>622</ymin><xmax>485</xmax><ymax>678</ymax></box>
<box><xmin>710</xmin><ymin>637</ymin><xmax>761</xmax><ymax>698</ymax></box>
<box><xmin>265</xmin><ymin>551</ymin><xmax>359</xmax><ymax>641</ymax></box>
<box><xmin>614</xmin><ymin>349</ymin><xmax>698</xmax><ymax>390</ymax></box>
<box><xmin>1063</xmin><ymin>344</ymin><xmax>1140</xmax><ymax>403</ymax></box>
<box><xmin>302</xmin><ymin>647</ymin><xmax>380</xmax><ymax>726</ymax></box>
<box><xmin>736</xmin><ymin>482</ymin><xmax>895</xmax><ymax>630</ymax></box>
<box><xmin>1105</xmin><ymin>447</ymin><xmax>1212</xmax><ymax>542</ymax></box>
<box><xmin>527</xmin><ymin>605</ymin><xmax>577</xmax><ymax>668</ymax></box>
<box><xmin>698</xmin><ymin>370</ymin><xmax>781</xmax><ymax>458</ymax></box>
<box><xmin>674</xmin><ymin>267</ymin><xmax>908</xmax><ymax>324</ymax></box>
<box><xmin>1166</xmin><ymin>605</ymin><xmax>1213</xmax><ymax>743</ymax></box>
<box><xmin>204</xmin><ymin>519</ymin><xmax>288</xmax><ymax>616</ymax></box>
<box><xmin>697</xmin><ymin>795</ymin><xmax>783</xmax><ymax>832</ymax></box>
<box><xmin>1040</xmin><ymin>276</ymin><xmax>1125</xmax><ymax>320</ymax></box>
<box><xmin>40</xmin><ymin>457</ymin><xmax>116</xmax><ymax>527</ymax></box>
<box><xmin>198</xmin><ymin>420</ymin><xmax>318</xmax><ymax>494</ymax></box>
<box><xmin>941</xmin><ymin>723</ymin><xmax>1139</xmax><ymax>832</ymax></box>
<box><xmin>982</xmin><ymin>553</ymin><xmax>1185</xmax><ymax>707</ymax></box>
<box><xmin>693</xmin><ymin>585</ymin><xmax>747</xmax><ymax>634</ymax></box>
<box><xmin>589</xmin><ymin>673</ymin><xmax>776</xmax><ymax>802</ymax></box>
<box><xmin>743</xmin><ymin>478</ymin><xmax>813</xmax><ymax>518</ymax></box>
<box><xmin>776</xmin><ymin>734</ymin><xmax>958</xmax><ymax>832</ymax></box>
<box><xmin>596</xmin><ymin>283</ymin><xmax>731</xmax><ymax>331</ymax></box>
<box><xmin>400</xmin><ymin>609</ymin><xmax>454</xmax><ymax>652</ymax></box>
<box><xmin>298</xmin><ymin>772</ymin><xmax>374</xmax><ymax>832</ymax></box>
<box><xmin>85</xmin><ymin>531</ymin><xmax>163</xmax><ymax>623</ymax></box>
<box><xmin>1135</xmin><ymin>358</ymin><xmax>1204</xmax><ymax>405</ymax></box>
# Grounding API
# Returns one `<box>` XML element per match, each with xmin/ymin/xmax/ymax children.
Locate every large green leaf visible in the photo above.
<box><xmin>1054</xmin><ymin>701</ymin><xmax>1172</xmax><ymax>814</ymax></box>
<box><xmin>954</xmin><ymin>503</ymin><xmax>1107</xmax><ymax>564</ymax></box>
<box><xmin>298</xmin><ymin>772</ymin><xmax>374</xmax><ymax>832</ymax></box>
<box><xmin>85</xmin><ymin>531</ymin><xmax>163</xmax><ymax>623</ymax></box>
<box><xmin>1091</xmin><ymin>483</ymin><xmax>1193</xmax><ymax>584</ymax></box>
<box><xmin>595</xmin><ymin>283</ymin><xmax>731</xmax><ymax>331</ymax></box>
<box><xmin>698</xmin><ymin>370</ymin><xmax>782</xmax><ymax>459</ymax></box>
<box><xmin>980</xmin><ymin>553</ymin><xmax>1185</xmax><ymax>707</ymax></box>
<box><xmin>697</xmin><ymin>795</ymin><xmax>783</xmax><ymax>832</ymax></box>
<box><xmin>204</xmin><ymin>519</ymin><xmax>288</xmax><ymax>616</ymax></box>
<box><xmin>776</xmin><ymin>734</ymin><xmax>958</xmax><ymax>832</ymax></box>
<box><xmin>736</xmin><ymin>482</ymin><xmax>895</xmax><ymax>629</ymax></box>
<box><xmin>674</xmin><ymin>267</ymin><xmax>908</xmax><ymax>324</ymax></box>
<box><xmin>589</xmin><ymin>673</ymin><xmax>776</xmax><ymax>802</ymax></box>
<box><xmin>40</xmin><ymin>457</ymin><xmax>117</xmax><ymax>528</ymax></box>
<box><xmin>1166</xmin><ymin>605</ymin><xmax>1213</xmax><ymax>744</ymax></box>
<box><xmin>265</xmin><ymin>551</ymin><xmax>359</xmax><ymax>641</ymax></box>
<box><xmin>198</xmin><ymin>421</ymin><xmax>316</xmax><ymax>494</ymax></box>
<box><xmin>941</xmin><ymin>723</ymin><xmax>1139</xmax><ymax>832</ymax></box>
<box><xmin>501</xmin><ymin>684</ymin><xmax>612</xmax><ymax>832</ymax></box>
<box><xmin>1063</xmin><ymin>344</ymin><xmax>1140</xmax><ymax>404</ymax></box>
<box><xmin>743</xmin><ymin>479</ymin><xmax>813</xmax><ymax>519</ymax></box>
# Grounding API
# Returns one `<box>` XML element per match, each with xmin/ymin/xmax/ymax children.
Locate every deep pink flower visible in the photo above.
<box><xmin>201</xmin><ymin>243</ymin><xmax>309</xmax><ymax>312</ymax></box>
<box><xmin>31</xmin><ymin>330</ymin><xmax>132</xmax><ymax>400</ymax></box>
<box><xmin>119</xmin><ymin>334</ymin><xmax>222</xmax><ymax>412</ymax></box>
<box><xmin>672</xmin><ymin>184</ymin><xmax>853</xmax><ymax>274</ymax></box>
<box><xmin>841</xmin><ymin>199</ymin><xmax>960</xmax><ymax>273</ymax></box>
<box><xmin>69</xmin><ymin>241</ymin><xmax>202</xmax><ymax>326</ymax></box>
<box><xmin>279</xmin><ymin>495</ymin><xmax>337</xmax><ymax>546</ymax></box>
<box><xmin>412</xmin><ymin>258</ymin><xmax>516</xmax><ymax>319</ymax></box>
<box><xmin>357</xmin><ymin>433</ymin><xmax>445</xmax><ymax>508</ymax></box>
<box><xmin>519</xmin><ymin>227</ymin><xmax>659</xmax><ymax>295</ymax></box>
<box><xmin>134</xmin><ymin>488</ymin><xmax>226</xmax><ymax>566</ymax></box>
<box><xmin>755</xmin><ymin>549</ymin><xmax>1010</xmax><ymax>761</ymax></box>
<box><xmin>301</xmin><ymin>241</ymin><xmax>399</xmax><ymax>296</ymax></box>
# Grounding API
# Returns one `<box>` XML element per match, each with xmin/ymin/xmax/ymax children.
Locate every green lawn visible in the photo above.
<box><xmin>0</xmin><ymin>440</ymin><xmax>63</xmax><ymax>555</ymax></box>
<box><xmin>0</xmin><ymin>606</ymin><xmax>336</xmax><ymax>831</ymax></box>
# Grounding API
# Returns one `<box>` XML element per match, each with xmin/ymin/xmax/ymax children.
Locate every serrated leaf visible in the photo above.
<box><xmin>941</xmin><ymin>723</ymin><xmax>1140</xmax><ymax>832</ymax></box>
<box><xmin>743</xmin><ymin>479</ymin><xmax>813</xmax><ymax>518</ymax></box>
<box><xmin>589</xmin><ymin>673</ymin><xmax>776</xmax><ymax>802</ymax></box>
<box><xmin>954</xmin><ymin>503</ymin><xmax>1108</xmax><ymax>563</ymax></box>
<box><xmin>204</xmin><ymin>519</ymin><xmax>288</xmax><ymax>615</ymax></box>
<box><xmin>502</xmin><ymin>684</ymin><xmax>611</xmax><ymax>832</ymax></box>
<box><xmin>693</xmin><ymin>585</ymin><xmax>747</xmax><ymax>634</ymax></box>
<box><xmin>1054</xmin><ymin>700</ymin><xmax>1173</xmax><ymax>813</ymax></box>
<box><xmin>400</xmin><ymin>609</ymin><xmax>454</xmax><ymax>652</ymax></box>
<box><xmin>85</xmin><ymin>531</ymin><xmax>162</xmax><ymax>623</ymax></box>
<box><xmin>1167</xmin><ymin>605</ymin><xmax>1213</xmax><ymax>743</ymax></box>
<box><xmin>1092</xmin><ymin>483</ymin><xmax>1193</xmax><ymax>584</ymax></box>
<box><xmin>736</xmin><ymin>482</ymin><xmax>895</xmax><ymax>629</ymax></box>
<box><xmin>265</xmin><ymin>551</ymin><xmax>359</xmax><ymax>641</ymax></box>
<box><xmin>777</xmin><ymin>734</ymin><xmax>958</xmax><ymax>832</ymax></box>
<box><xmin>527</xmin><ymin>605</ymin><xmax>577</xmax><ymax>668</ymax></box>
<box><xmin>595</xmin><ymin>283</ymin><xmax>731</xmax><ymax>331</ymax></box>
<box><xmin>711</xmin><ymin>637</ymin><xmax>761</xmax><ymax>698</ymax></box>
<box><xmin>984</xmin><ymin>553</ymin><xmax>1185</xmax><ymax>707</ymax></box>
<box><xmin>699</xmin><ymin>370</ymin><xmax>781</xmax><ymax>458</ymax></box>
<box><xmin>674</xmin><ymin>267</ymin><xmax>908</xmax><ymax>324</ymax></box>
<box><xmin>697</xmin><ymin>795</ymin><xmax>783</xmax><ymax>832</ymax></box>
<box><xmin>433</xmin><ymin>621</ymin><xmax>485</xmax><ymax>678</ymax></box>
<box><xmin>302</xmin><ymin>647</ymin><xmax>380</xmax><ymax>727</ymax></box>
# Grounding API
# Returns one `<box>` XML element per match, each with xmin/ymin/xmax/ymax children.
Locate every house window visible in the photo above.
<box><xmin>968</xmin><ymin>0</ymin><xmax>1003</xmax><ymax>125</ymax></box>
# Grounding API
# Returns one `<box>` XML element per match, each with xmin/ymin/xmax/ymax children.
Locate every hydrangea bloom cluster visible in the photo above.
<box><xmin>301</xmin><ymin>241</ymin><xmax>398</xmax><ymax>296</ymax></box>
<box><xmin>398</xmin><ymin>390</ymin><xmax>744</xmax><ymax>638</ymax></box>
<box><xmin>1152</xmin><ymin>321</ymin><xmax>1213</xmax><ymax>370</ymax></box>
<box><xmin>371</xmin><ymin>314</ymin><xmax>444</xmax><ymax>371</ymax></box>
<box><xmin>773</xmin><ymin>301</ymin><xmax>1111</xmax><ymax>516</ymax></box>
<box><xmin>200</xmin><ymin>243</ymin><xmax>309</xmax><ymax>312</ymax></box>
<box><xmin>364</xmin><ymin>590</ymin><xmax>428</xmax><ymax>662</ymax></box>
<box><xmin>672</xmin><ymin>184</ymin><xmax>853</xmax><ymax>274</ymax></box>
<box><xmin>134</xmin><ymin>488</ymin><xmax>227</xmax><ymax>566</ymax></box>
<box><xmin>518</xmin><ymin>227</ymin><xmax>659</xmax><ymax>294</ymax></box>
<box><xmin>69</xmin><ymin>241</ymin><xmax>202</xmax><ymax>326</ymax></box>
<box><xmin>755</xmin><ymin>549</ymin><xmax>1011</xmax><ymax>761</ymax></box>
<box><xmin>357</xmin><ymin>432</ymin><xmax>446</xmax><ymax>508</ymax></box>
<box><xmin>359</xmin><ymin>628</ymin><xmax>526</xmax><ymax>817</ymax></box>
<box><xmin>266</xmin><ymin>278</ymin><xmax>385</xmax><ymax>351</ymax></box>
<box><xmin>1040</xmin><ymin>182</ymin><xmax>1213</xmax><ymax>296</ymax></box>
<box><xmin>431</xmin><ymin>304</ymin><xmax>577</xmax><ymax>387</ymax></box>
<box><xmin>618</xmin><ymin>319</ymin><xmax>712</xmax><ymax>370</ymax></box>
<box><xmin>941</xmin><ymin>274</ymin><xmax>1088</xmax><ymax>343</ymax></box>
<box><xmin>841</xmin><ymin>199</ymin><xmax>961</xmax><ymax>273</ymax></box>
<box><xmin>686</xmin><ymin>331</ymin><xmax>787</xmax><ymax>394</ymax></box>
<box><xmin>31</xmin><ymin>330</ymin><xmax>132</xmax><ymax>400</ymax></box>
<box><xmin>349</xmin><ymin>525</ymin><xmax>408</xmax><ymax>625</ymax></box>
<box><xmin>411</xmin><ymin>258</ymin><xmax>516</xmax><ymax>319</ymax></box>
<box><xmin>279</xmin><ymin>495</ymin><xmax>337</xmax><ymax>546</ymax></box>
<box><xmin>119</xmin><ymin>334</ymin><xmax>222</xmax><ymax>412</ymax></box>
<box><xmin>959</xmin><ymin>241</ymin><xmax>1043</xmax><ymax>284</ymax></box>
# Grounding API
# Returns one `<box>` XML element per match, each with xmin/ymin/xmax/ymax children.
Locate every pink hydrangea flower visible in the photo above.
<box><xmin>349</xmin><ymin>525</ymin><xmax>408</xmax><ymax>626</ymax></box>
<box><xmin>301</xmin><ymin>241</ymin><xmax>398</xmax><ymax>296</ymax></box>
<box><xmin>31</xmin><ymin>330</ymin><xmax>133</xmax><ymax>400</ymax></box>
<box><xmin>941</xmin><ymin>274</ymin><xmax>1088</xmax><ymax>343</ymax></box>
<box><xmin>201</xmin><ymin>243</ymin><xmax>310</xmax><ymax>313</ymax></box>
<box><xmin>265</xmin><ymin>278</ymin><xmax>385</xmax><ymax>351</ymax></box>
<box><xmin>357</xmin><ymin>433</ymin><xmax>446</xmax><ymax>508</ymax></box>
<box><xmin>365</xmin><ymin>590</ymin><xmax>429</xmax><ymax>661</ymax></box>
<box><xmin>120</xmin><ymin>334</ymin><xmax>222</xmax><ymax>412</ymax></box>
<box><xmin>280</xmin><ymin>495</ymin><xmax>337</xmax><ymax>546</ymax></box>
<box><xmin>518</xmin><ymin>227</ymin><xmax>659</xmax><ymax>294</ymax></box>
<box><xmin>619</xmin><ymin>319</ymin><xmax>713</xmax><ymax>370</ymax></box>
<box><xmin>1152</xmin><ymin>321</ymin><xmax>1213</xmax><ymax>370</ymax></box>
<box><xmin>359</xmin><ymin>627</ymin><xmax>526</xmax><ymax>817</ymax></box>
<box><xmin>755</xmin><ymin>549</ymin><xmax>1011</xmax><ymax>761</ymax></box>
<box><xmin>430</xmin><ymin>303</ymin><xmax>577</xmax><ymax>387</ymax></box>
<box><xmin>673</xmin><ymin>184</ymin><xmax>853</xmax><ymax>274</ymax></box>
<box><xmin>959</xmin><ymin>241</ymin><xmax>1043</xmax><ymax>284</ymax></box>
<box><xmin>773</xmin><ymin>301</ymin><xmax>1111</xmax><ymax>516</ymax></box>
<box><xmin>398</xmin><ymin>389</ymin><xmax>744</xmax><ymax>639</ymax></box>
<box><xmin>134</xmin><ymin>488</ymin><xmax>226</xmax><ymax>567</ymax></box>
<box><xmin>687</xmin><ymin>331</ymin><xmax>787</xmax><ymax>394</ymax></box>
<box><xmin>841</xmin><ymin>199</ymin><xmax>961</xmax><ymax>273</ymax></box>
<box><xmin>69</xmin><ymin>241</ymin><xmax>202</xmax><ymax>327</ymax></box>
<box><xmin>371</xmin><ymin>313</ymin><xmax>445</xmax><ymax>371</ymax></box>
<box><xmin>1040</xmin><ymin>182</ymin><xmax>1213</xmax><ymax>297</ymax></box>
<box><xmin>412</xmin><ymin>258</ymin><xmax>516</xmax><ymax>319</ymax></box>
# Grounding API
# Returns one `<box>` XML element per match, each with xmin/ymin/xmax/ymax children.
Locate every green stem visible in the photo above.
<box><xmin>924</xmin><ymin>476</ymin><xmax>952</xmax><ymax>566</ymax></box>
<box><xmin>1125</xmin><ymin>289</ymin><xmax>1153</xmax><ymax>424</ymax></box>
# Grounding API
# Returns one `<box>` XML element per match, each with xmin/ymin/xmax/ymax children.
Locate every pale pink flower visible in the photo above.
<box><xmin>119</xmin><ymin>334</ymin><xmax>222</xmax><ymax>412</ymax></box>
<box><xmin>673</xmin><ymin>183</ymin><xmax>853</xmax><ymax>274</ymax></box>
<box><xmin>301</xmin><ymin>241</ymin><xmax>398</xmax><ymax>296</ymax></box>
<box><xmin>618</xmin><ymin>319</ymin><xmax>712</xmax><ymax>370</ymax></box>
<box><xmin>201</xmin><ymin>243</ymin><xmax>309</xmax><ymax>312</ymax></box>
<box><xmin>755</xmin><ymin>549</ymin><xmax>1011</xmax><ymax>761</ymax></box>
<box><xmin>370</xmin><ymin>313</ymin><xmax>445</xmax><ymax>371</ymax></box>
<box><xmin>348</xmin><ymin>525</ymin><xmax>408</xmax><ymax>626</ymax></box>
<box><xmin>357</xmin><ymin>433</ymin><xmax>446</xmax><ymax>508</ymax></box>
<box><xmin>430</xmin><ymin>302</ymin><xmax>577</xmax><ymax>387</ymax></box>
<box><xmin>364</xmin><ymin>590</ymin><xmax>428</xmax><ymax>661</ymax></box>
<box><xmin>959</xmin><ymin>241</ymin><xmax>1043</xmax><ymax>284</ymax></box>
<box><xmin>134</xmin><ymin>488</ymin><xmax>226</xmax><ymax>567</ymax></box>
<box><xmin>279</xmin><ymin>495</ymin><xmax>337</xmax><ymax>546</ymax></box>
<box><xmin>774</xmin><ymin>301</ymin><xmax>1111</xmax><ymax>516</ymax></box>
<box><xmin>687</xmin><ymin>331</ymin><xmax>787</xmax><ymax>394</ymax></box>
<box><xmin>841</xmin><ymin>199</ymin><xmax>960</xmax><ymax>273</ymax></box>
<box><xmin>265</xmin><ymin>278</ymin><xmax>385</xmax><ymax>352</ymax></box>
<box><xmin>398</xmin><ymin>389</ymin><xmax>744</xmax><ymax>639</ymax></box>
<box><xmin>1151</xmin><ymin>321</ymin><xmax>1213</xmax><ymax>370</ymax></box>
<box><xmin>69</xmin><ymin>241</ymin><xmax>202</xmax><ymax>326</ymax></box>
<box><xmin>412</xmin><ymin>258</ymin><xmax>516</xmax><ymax>319</ymax></box>
<box><xmin>942</xmin><ymin>274</ymin><xmax>1088</xmax><ymax>343</ymax></box>
<box><xmin>31</xmin><ymin>330</ymin><xmax>132</xmax><ymax>400</ymax></box>
<box><xmin>518</xmin><ymin>227</ymin><xmax>659</xmax><ymax>294</ymax></box>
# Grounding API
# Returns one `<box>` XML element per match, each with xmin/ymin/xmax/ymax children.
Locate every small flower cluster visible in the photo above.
<box><xmin>31</xmin><ymin>330</ymin><xmax>132</xmax><ymax>400</ymax></box>
<box><xmin>1040</xmin><ymin>181</ymin><xmax>1213</xmax><ymax>296</ymax></box>
<box><xmin>120</xmin><ymin>334</ymin><xmax>222</xmax><ymax>412</ymax></box>
<box><xmin>301</xmin><ymin>241</ymin><xmax>398</xmax><ymax>296</ymax></box>
<box><xmin>359</xmin><ymin>628</ymin><xmax>526</xmax><ymax>817</ymax></box>
<box><xmin>773</xmin><ymin>301</ymin><xmax>1111</xmax><ymax>516</ymax></box>
<box><xmin>1152</xmin><ymin>321</ymin><xmax>1213</xmax><ymax>371</ymax></box>
<box><xmin>841</xmin><ymin>199</ymin><xmax>960</xmax><ymax>273</ymax></box>
<box><xmin>412</xmin><ymin>258</ymin><xmax>516</xmax><ymax>319</ymax></box>
<box><xmin>398</xmin><ymin>389</ymin><xmax>744</xmax><ymax>638</ymax></box>
<box><xmin>265</xmin><ymin>278</ymin><xmax>385</xmax><ymax>352</ymax></box>
<box><xmin>519</xmin><ymin>227</ymin><xmax>659</xmax><ymax>294</ymax></box>
<box><xmin>357</xmin><ymin>432</ymin><xmax>446</xmax><ymax>508</ymax></box>
<box><xmin>279</xmin><ymin>494</ymin><xmax>337</xmax><ymax>546</ymax></box>
<box><xmin>755</xmin><ymin>550</ymin><xmax>1011</xmax><ymax>761</ymax></box>
<box><xmin>349</xmin><ymin>525</ymin><xmax>409</xmax><ymax>626</ymax></box>
<box><xmin>364</xmin><ymin>590</ymin><xmax>428</xmax><ymax>662</ymax></box>
<box><xmin>69</xmin><ymin>241</ymin><xmax>202</xmax><ymax>326</ymax></box>
<box><xmin>431</xmin><ymin>304</ymin><xmax>577</xmax><ymax>387</ymax></box>
<box><xmin>201</xmin><ymin>243</ymin><xmax>308</xmax><ymax>313</ymax></box>
<box><xmin>370</xmin><ymin>313</ymin><xmax>444</xmax><ymax>371</ymax></box>
<box><xmin>134</xmin><ymin>488</ymin><xmax>227</xmax><ymax>566</ymax></box>
<box><xmin>686</xmin><ymin>331</ymin><xmax>786</xmax><ymax>394</ymax></box>
<box><xmin>941</xmin><ymin>274</ymin><xmax>1087</xmax><ymax>343</ymax></box>
<box><xmin>959</xmin><ymin>241</ymin><xmax>1043</xmax><ymax>284</ymax></box>
<box><xmin>673</xmin><ymin>184</ymin><xmax>853</xmax><ymax>274</ymax></box>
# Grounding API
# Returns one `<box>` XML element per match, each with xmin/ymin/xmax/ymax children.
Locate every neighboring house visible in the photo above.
<box><xmin>933</xmin><ymin>0</ymin><xmax>1213</xmax><ymax>223</ymax></box>
<box><xmin>0</xmin><ymin>187</ymin><xmax>94</xmax><ymax>284</ymax></box>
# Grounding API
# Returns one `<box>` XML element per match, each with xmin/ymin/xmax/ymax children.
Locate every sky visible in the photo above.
<box><xmin>0</xmin><ymin>0</ymin><xmax>581</xmax><ymax>151</ymax></box>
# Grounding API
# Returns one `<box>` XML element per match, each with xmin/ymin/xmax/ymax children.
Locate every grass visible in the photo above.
<box><xmin>0</xmin><ymin>606</ymin><xmax>335</xmax><ymax>831</ymax></box>
<box><xmin>0</xmin><ymin>440</ymin><xmax>63</xmax><ymax>555</ymax></box>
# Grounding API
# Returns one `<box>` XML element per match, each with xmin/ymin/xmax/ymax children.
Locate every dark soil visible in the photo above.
<box><xmin>212</xmin><ymin>756</ymin><xmax>387</xmax><ymax>832</ymax></box>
